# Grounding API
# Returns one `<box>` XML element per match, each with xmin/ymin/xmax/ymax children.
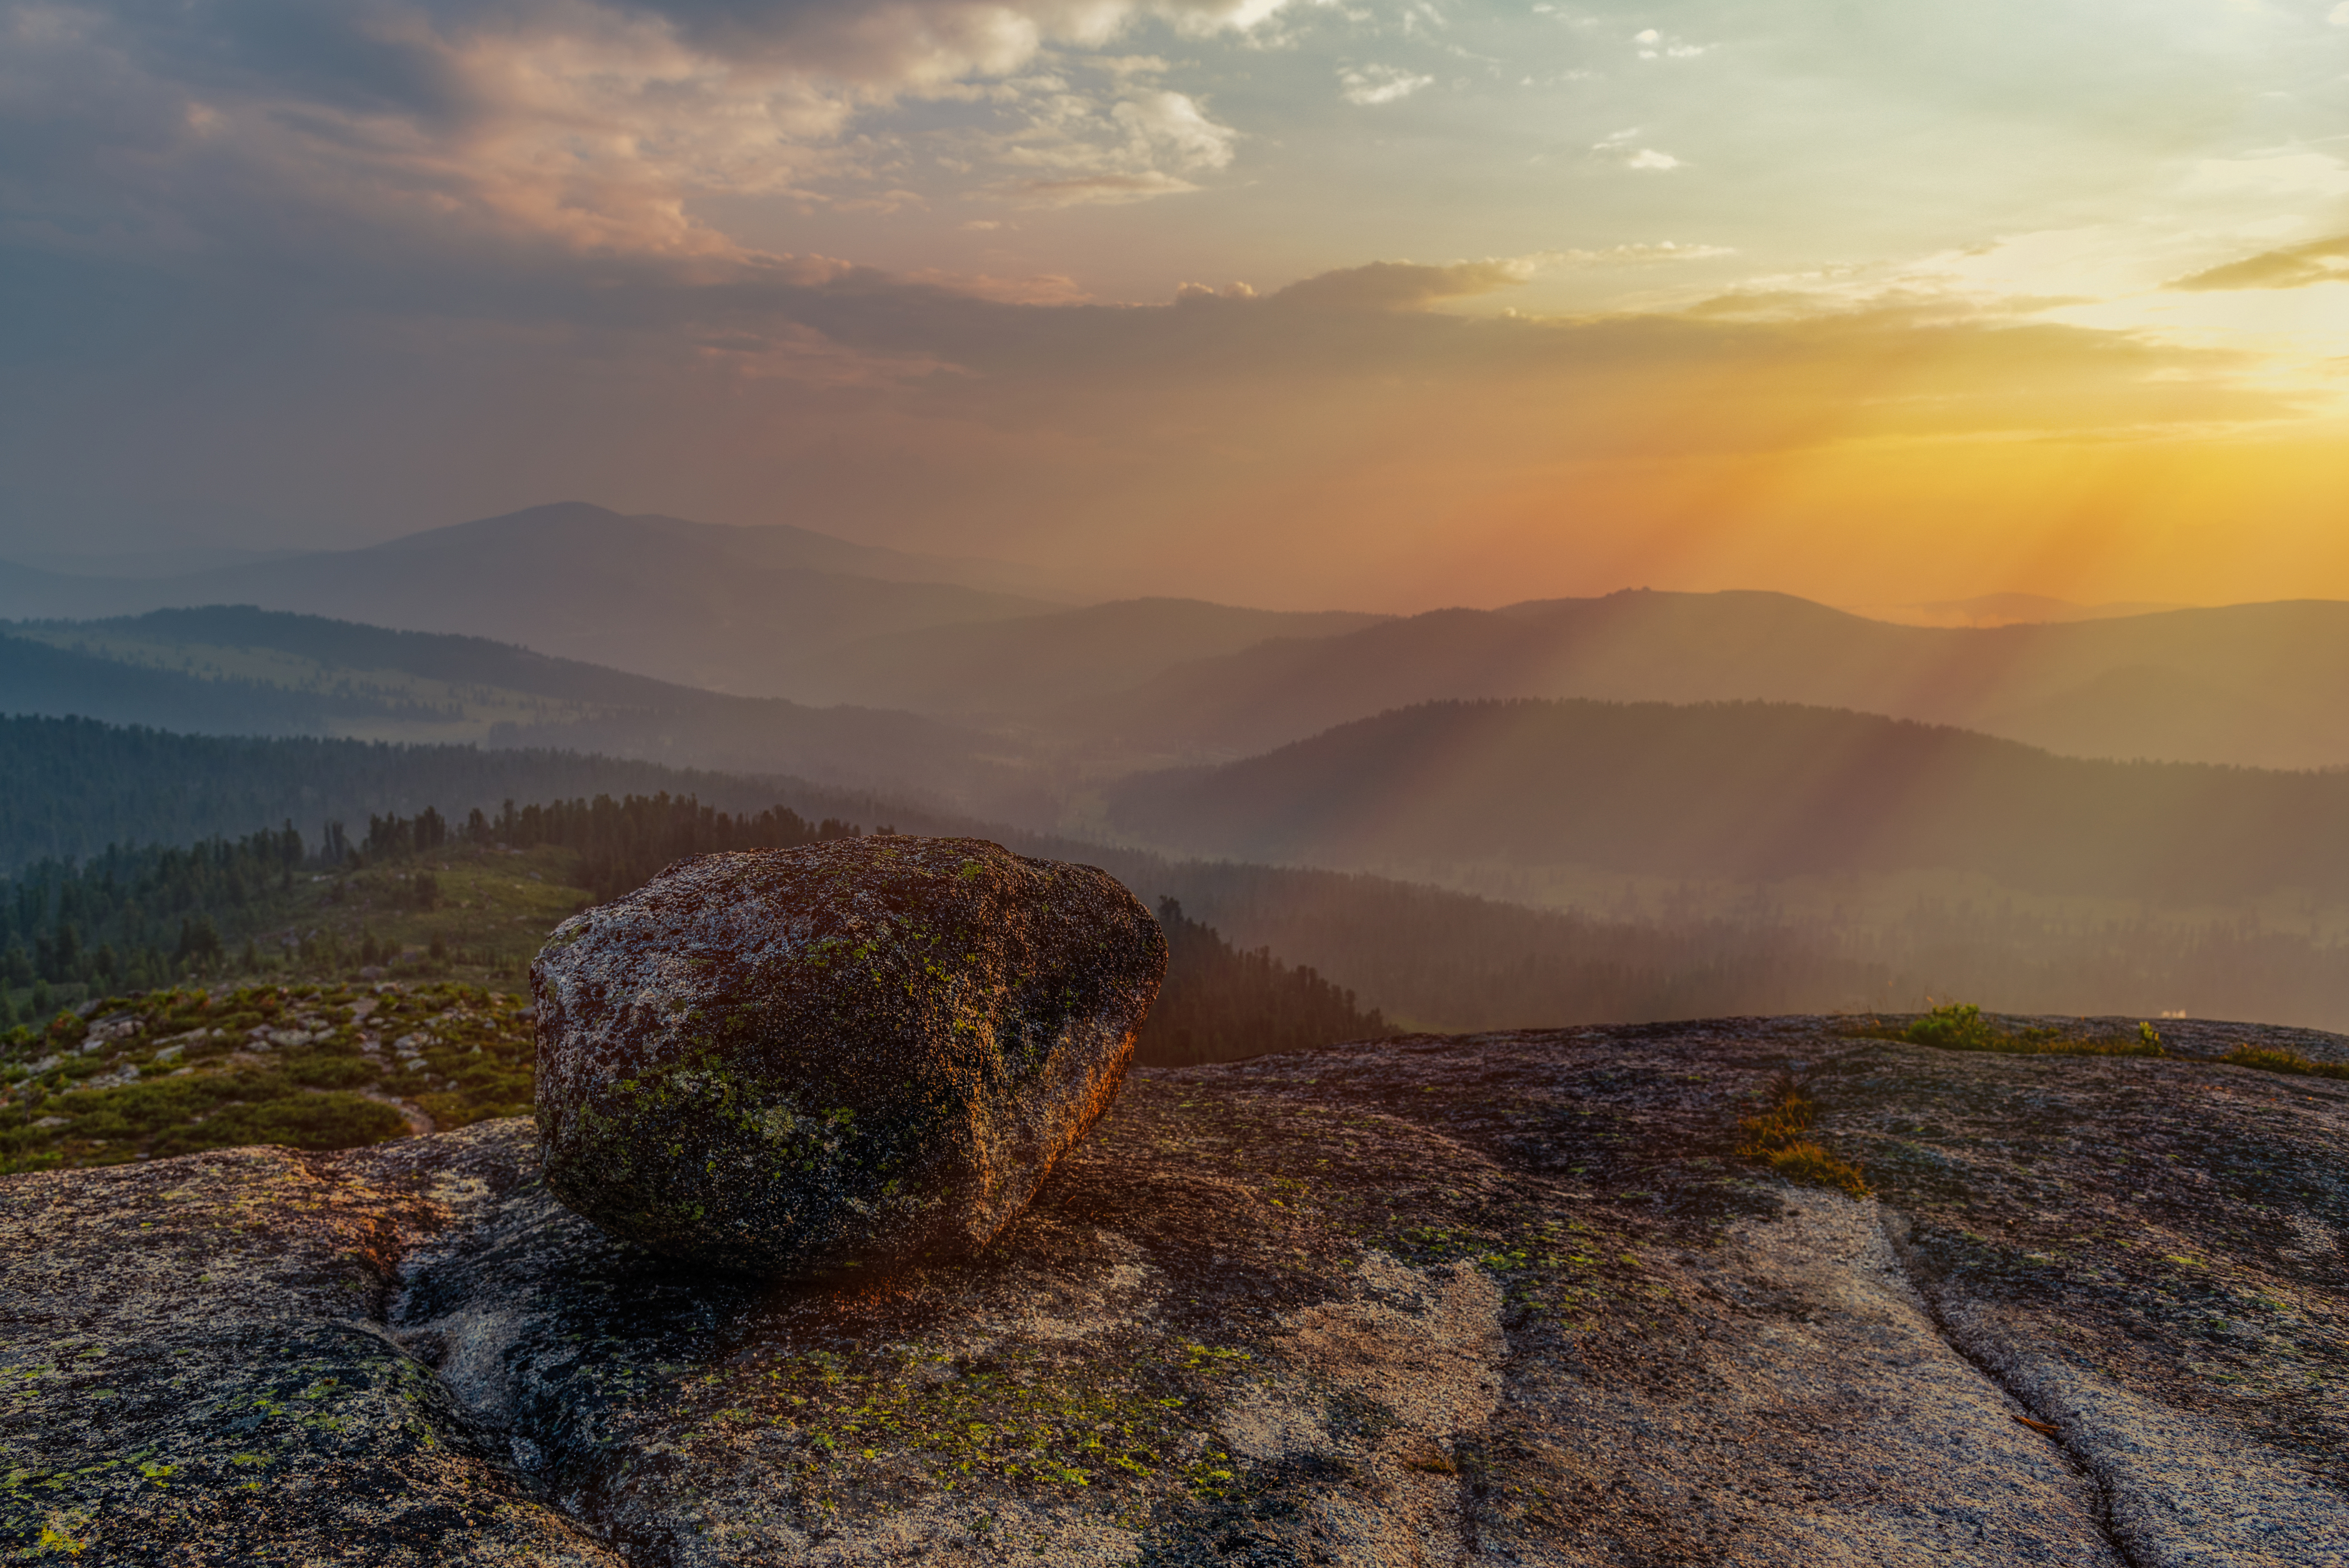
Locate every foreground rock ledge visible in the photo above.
<box><xmin>2</xmin><ymin>1019</ymin><xmax>2344</xmax><ymax>1566</ymax></box>
<box><xmin>532</xmin><ymin>837</ymin><xmax>1165</xmax><ymax>1278</ymax></box>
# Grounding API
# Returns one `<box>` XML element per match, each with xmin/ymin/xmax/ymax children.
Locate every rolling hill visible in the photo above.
<box><xmin>0</xmin><ymin>610</ymin><xmax>1041</xmax><ymax>813</ymax></box>
<box><xmin>1069</xmin><ymin>589</ymin><xmax>2349</xmax><ymax>770</ymax></box>
<box><xmin>1104</xmin><ymin>697</ymin><xmax>2349</xmax><ymax>904</ymax></box>
<box><xmin>13</xmin><ymin>711</ymin><xmax>2349</xmax><ymax>1030</ymax></box>
<box><xmin>0</xmin><ymin>503</ymin><xmax>1066</xmax><ymax>698</ymax></box>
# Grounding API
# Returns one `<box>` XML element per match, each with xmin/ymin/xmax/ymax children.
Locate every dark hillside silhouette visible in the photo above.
<box><xmin>0</xmin><ymin>715</ymin><xmax>849</xmax><ymax>872</ymax></box>
<box><xmin>0</xmin><ymin>503</ymin><xmax>1061</xmax><ymax>698</ymax></box>
<box><xmin>0</xmin><ymin>624</ymin><xmax>1030</xmax><ymax>811</ymax></box>
<box><xmin>1107</xmin><ymin>698</ymin><xmax>2349</xmax><ymax>903</ymax></box>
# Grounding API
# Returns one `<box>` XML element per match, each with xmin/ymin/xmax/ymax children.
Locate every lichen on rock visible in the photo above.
<box><xmin>531</xmin><ymin>836</ymin><xmax>1166</xmax><ymax>1278</ymax></box>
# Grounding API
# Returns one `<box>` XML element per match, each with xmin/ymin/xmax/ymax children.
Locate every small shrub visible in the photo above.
<box><xmin>1887</xmin><ymin>1004</ymin><xmax>2163</xmax><ymax>1059</ymax></box>
<box><xmin>2222</xmin><ymin>1045</ymin><xmax>2349</xmax><ymax>1080</ymax></box>
<box><xmin>1905</xmin><ymin>1002</ymin><xmax>1998</xmax><ymax>1051</ymax></box>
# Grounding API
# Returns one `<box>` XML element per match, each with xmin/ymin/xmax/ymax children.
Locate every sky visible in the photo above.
<box><xmin>3</xmin><ymin>0</ymin><xmax>2348</xmax><ymax>611</ymax></box>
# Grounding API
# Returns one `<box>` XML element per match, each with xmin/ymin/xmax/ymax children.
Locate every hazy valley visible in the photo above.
<box><xmin>8</xmin><ymin>501</ymin><xmax>2349</xmax><ymax>1039</ymax></box>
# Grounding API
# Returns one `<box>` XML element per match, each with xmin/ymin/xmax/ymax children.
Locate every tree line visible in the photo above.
<box><xmin>0</xmin><ymin>792</ymin><xmax>862</xmax><ymax>1022</ymax></box>
<box><xmin>1132</xmin><ymin>898</ymin><xmax>1395</xmax><ymax>1067</ymax></box>
<box><xmin>352</xmin><ymin>794</ymin><xmax>861</xmax><ymax>901</ymax></box>
<box><xmin>0</xmin><ymin>713</ymin><xmax>843</xmax><ymax>873</ymax></box>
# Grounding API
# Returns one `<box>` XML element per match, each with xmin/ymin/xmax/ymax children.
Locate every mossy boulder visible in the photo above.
<box><xmin>530</xmin><ymin>835</ymin><xmax>1165</xmax><ymax>1277</ymax></box>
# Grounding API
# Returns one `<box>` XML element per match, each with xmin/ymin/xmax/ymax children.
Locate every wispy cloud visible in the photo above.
<box><xmin>2168</xmin><ymin>233</ymin><xmax>2349</xmax><ymax>292</ymax></box>
<box><xmin>1339</xmin><ymin>63</ymin><xmax>1434</xmax><ymax>105</ymax></box>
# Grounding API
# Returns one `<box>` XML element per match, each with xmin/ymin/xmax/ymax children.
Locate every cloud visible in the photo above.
<box><xmin>2333</xmin><ymin>2</ymin><xmax>2349</xmax><ymax>24</ymax></box>
<box><xmin>1267</xmin><ymin>259</ymin><xmax>1533</xmax><ymax>310</ymax></box>
<box><xmin>1537</xmin><ymin>242</ymin><xmax>1734</xmax><ymax>266</ymax></box>
<box><xmin>1631</xmin><ymin>26</ymin><xmax>1703</xmax><ymax>58</ymax></box>
<box><xmin>2167</xmin><ymin>233</ymin><xmax>2349</xmax><ymax>291</ymax></box>
<box><xmin>0</xmin><ymin>0</ymin><xmax>1289</xmax><ymax>266</ymax></box>
<box><xmin>1587</xmin><ymin>129</ymin><xmax>1678</xmax><ymax>170</ymax></box>
<box><xmin>986</xmin><ymin>78</ymin><xmax>1237</xmax><ymax>202</ymax></box>
<box><xmin>1016</xmin><ymin>170</ymin><xmax>1202</xmax><ymax>203</ymax></box>
<box><xmin>1338</xmin><ymin>63</ymin><xmax>1433</xmax><ymax>105</ymax></box>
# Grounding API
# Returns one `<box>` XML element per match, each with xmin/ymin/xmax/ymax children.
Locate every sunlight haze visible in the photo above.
<box><xmin>4</xmin><ymin>0</ymin><xmax>2347</xmax><ymax>609</ymax></box>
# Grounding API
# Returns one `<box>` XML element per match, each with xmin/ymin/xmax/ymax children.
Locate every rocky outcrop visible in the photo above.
<box><xmin>1</xmin><ymin>1017</ymin><xmax>2343</xmax><ymax>1565</ymax></box>
<box><xmin>531</xmin><ymin>837</ymin><xmax>1165</xmax><ymax>1278</ymax></box>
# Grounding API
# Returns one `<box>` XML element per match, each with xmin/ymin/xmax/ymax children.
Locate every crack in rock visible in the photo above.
<box><xmin>1889</xmin><ymin>1207</ymin><xmax>2349</xmax><ymax>1568</ymax></box>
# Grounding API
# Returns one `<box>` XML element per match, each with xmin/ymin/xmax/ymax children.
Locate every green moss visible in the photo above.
<box><xmin>676</xmin><ymin>1331</ymin><xmax>1252</xmax><ymax>1514</ymax></box>
<box><xmin>2222</xmin><ymin>1044</ymin><xmax>2349</xmax><ymax>1079</ymax></box>
<box><xmin>1863</xmin><ymin>1004</ymin><xmax>2165</xmax><ymax>1059</ymax></box>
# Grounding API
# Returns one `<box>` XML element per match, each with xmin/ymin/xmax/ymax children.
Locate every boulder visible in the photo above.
<box><xmin>530</xmin><ymin>835</ymin><xmax>1165</xmax><ymax>1278</ymax></box>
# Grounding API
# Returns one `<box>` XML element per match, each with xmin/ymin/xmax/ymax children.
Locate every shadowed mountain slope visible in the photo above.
<box><xmin>1076</xmin><ymin>589</ymin><xmax>2349</xmax><ymax>769</ymax></box>
<box><xmin>1106</xmin><ymin>697</ymin><xmax>2349</xmax><ymax>903</ymax></box>
<box><xmin>0</xmin><ymin>617</ymin><xmax>1036</xmax><ymax>813</ymax></box>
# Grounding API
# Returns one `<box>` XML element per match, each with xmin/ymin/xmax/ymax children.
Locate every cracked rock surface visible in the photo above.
<box><xmin>2</xmin><ymin>1018</ymin><xmax>2344</xmax><ymax>1565</ymax></box>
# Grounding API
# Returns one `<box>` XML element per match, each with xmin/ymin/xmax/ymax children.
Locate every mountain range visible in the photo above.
<box><xmin>1104</xmin><ymin>697</ymin><xmax>2349</xmax><ymax>905</ymax></box>
<box><xmin>1068</xmin><ymin>589</ymin><xmax>2349</xmax><ymax>770</ymax></box>
<box><xmin>12</xmin><ymin>505</ymin><xmax>2349</xmax><ymax>773</ymax></box>
<box><xmin>0</xmin><ymin>504</ymin><xmax>1069</xmax><ymax>698</ymax></box>
<box><xmin>0</xmin><ymin>607</ymin><xmax>1047</xmax><ymax>814</ymax></box>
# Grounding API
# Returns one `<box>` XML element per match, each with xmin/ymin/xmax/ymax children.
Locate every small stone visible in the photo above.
<box><xmin>531</xmin><ymin>836</ymin><xmax>1167</xmax><ymax>1278</ymax></box>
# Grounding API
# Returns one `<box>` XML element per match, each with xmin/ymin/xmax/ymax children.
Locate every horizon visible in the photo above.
<box><xmin>0</xmin><ymin>498</ymin><xmax>2322</xmax><ymax>622</ymax></box>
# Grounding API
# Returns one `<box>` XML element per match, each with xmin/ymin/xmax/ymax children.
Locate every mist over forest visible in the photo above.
<box><xmin>6</xmin><ymin>503</ymin><xmax>2348</xmax><ymax>1038</ymax></box>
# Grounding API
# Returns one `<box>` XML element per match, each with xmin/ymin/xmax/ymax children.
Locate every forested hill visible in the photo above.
<box><xmin>0</xmin><ymin>715</ymin><xmax>861</xmax><ymax>871</ymax></box>
<box><xmin>1106</xmin><ymin>697</ymin><xmax>2349</xmax><ymax>903</ymax></box>
<box><xmin>0</xmin><ymin>611</ymin><xmax>1029</xmax><ymax>815</ymax></box>
<box><xmin>13</xmin><ymin>712</ymin><xmax>2349</xmax><ymax>1032</ymax></box>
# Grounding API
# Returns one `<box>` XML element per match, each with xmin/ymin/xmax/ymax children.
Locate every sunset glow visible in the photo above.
<box><xmin>4</xmin><ymin>0</ymin><xmax>2346</xmax><ymax>609</ymax></box>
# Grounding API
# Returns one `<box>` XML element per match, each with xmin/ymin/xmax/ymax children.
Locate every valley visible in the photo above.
<box><xmin>8</xmin><ymin>503</ymin><xmax>2349</xmax><ymax>1039</ymax></box>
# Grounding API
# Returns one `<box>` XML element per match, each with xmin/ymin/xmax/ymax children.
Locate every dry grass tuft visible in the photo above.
<box><xmin>1736</xmin><ymin>1079</ymin><xmax>1869</xmax><ymax>1200</ymax></box>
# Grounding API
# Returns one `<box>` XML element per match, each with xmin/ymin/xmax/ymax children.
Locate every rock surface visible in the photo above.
<box><xmin>531</xmin><ymin>837</ymin><xmax>1165</xmax><ymax>1277</ymax></box>
<box><xmin>2</xmin><ymin>1016</ymin><xmax>2344</xmax><ymax>1565</ymax></box>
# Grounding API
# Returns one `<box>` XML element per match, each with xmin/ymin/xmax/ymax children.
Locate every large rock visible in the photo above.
<box><xmin>531</xmin><ymin>835</ymin><xmax>1165</xmax><ymax>1278</ymax></box>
